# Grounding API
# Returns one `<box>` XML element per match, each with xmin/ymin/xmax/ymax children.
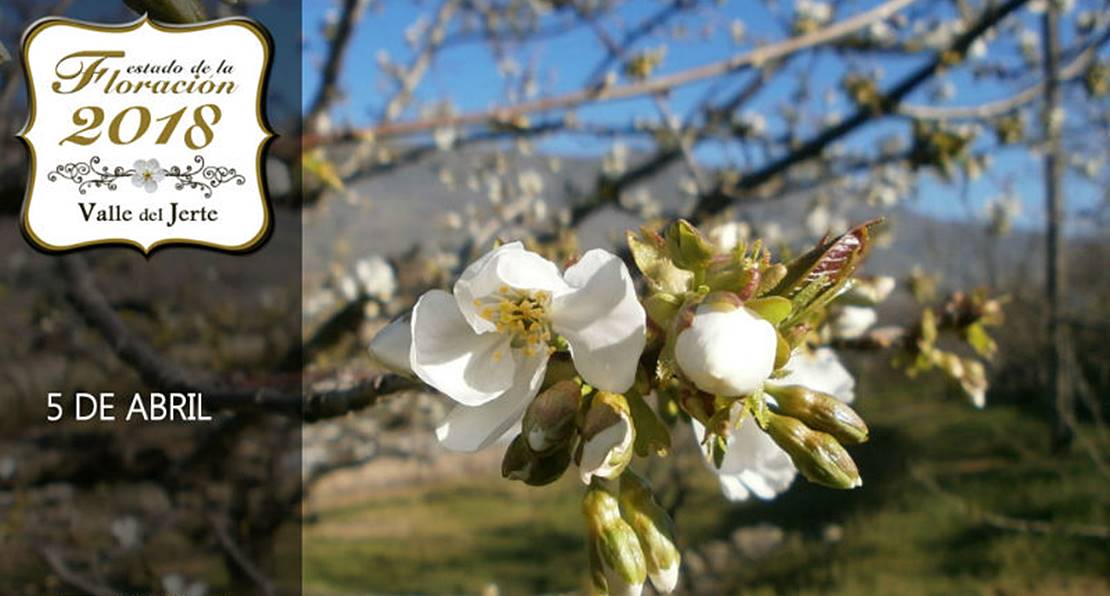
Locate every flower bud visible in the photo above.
<box><xmin>665</xmin><ymin>219</ymin><xmax>715</xmax><ymax>271</ymax></box>
<box><xmin>577</xmin><ymin>392</ymin><xmax>636</xmax><ymax>484</ymax></box>
<box><xmin>584</xmin><ymin>486</ymin><xmax>647</xmax><ymax>596</ymax></box>
<box><xmin>765</xmin><ymin>384</ymin><xmax>868</xmax><ymax>444</ymax></box>
<box><xmin>764</xmin><ymin>412</ymin><xmax>861</xmax><ymax>490</ymax></box>
<box><xmin>619</xmin><ymin>472</ymin><xmax>680</xmax><ymax>594</ymax></box>
<box><xmin>522</xmin><ymin>380</ymin><xmax>581</xmax><ymax>454</ymax></box>
<box><xmin>368</xmin><ymin>315</ymin><xmax>413</xmax><ymax>374</ymax></box>
<box><xmin>501</xmin><ymin>434</ymin><xmax>572</xmax><ymax>486</ymax></box>
<box><xmin>674</xmin><ymin>296</ymin><xmax>776</xmax><ymax>397</ymax></box>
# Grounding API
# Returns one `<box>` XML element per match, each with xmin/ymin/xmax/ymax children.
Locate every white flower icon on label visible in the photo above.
<box><xmin>131</xmin><ymin>159</ymin><xmax>165</xmax><ymax>194</ymax></box>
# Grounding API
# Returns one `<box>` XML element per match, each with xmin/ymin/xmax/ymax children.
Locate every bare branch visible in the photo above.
<box><xmin>38</xmin><ymin>548</ymin><xmax>119</xmax><ymax>596</ymax></box>
<box><xmin>59</xmin><ymin>255</ymin><xmax>421</xmax><ymax>421</ymax></box>
<box><xmin>305</xmin><ymin>0</ymin><xmax>369</xmax><ymax>129</ymax></box>
<box><xmin>207</xmin><ymin>513</ymin><xmax>277</xmax><ymax>596</ymax></box>
<box><xmin>912</xmin><ymin>467</ymin><xmax>1110</xmax><ymax>540</ymax></box>
<box><xmin>691</xmin><ymin>0</ymin><xmax>1030</xmax><ymax>221</ymax></box>
<box><xmin>303</xmin><ymin>0</ymin><xmax>917</xmax><ymax>148</ymax></box>
<box><xmin>899</xmin><ymin>26</ymin><xmax>1110</xmax><ymax>121</ymax></box>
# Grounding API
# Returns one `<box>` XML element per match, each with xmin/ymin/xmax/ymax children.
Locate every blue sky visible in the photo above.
<box><xmin>300</xmin><ymin>0</ymin><xmax>1105</xmax><ymax>232</ymax></box>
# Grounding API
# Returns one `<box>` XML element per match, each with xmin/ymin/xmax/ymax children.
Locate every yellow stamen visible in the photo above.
<box><xmin>477</xmin><ymin>286</ymin><xmax>553</xmax><ymax>356</ymax></box>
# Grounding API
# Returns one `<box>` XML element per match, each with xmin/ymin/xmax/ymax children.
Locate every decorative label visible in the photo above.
<box><xmin>18</xmin><ymin>16</ymin><xmax>274</xmax><ymax>254</ymax></box>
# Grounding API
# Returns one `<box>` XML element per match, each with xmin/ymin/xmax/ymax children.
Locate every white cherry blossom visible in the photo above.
<box><xmin>407</xmin><ymin>242</ymin><xmax>646</xmax><ymax>452</ymax></box>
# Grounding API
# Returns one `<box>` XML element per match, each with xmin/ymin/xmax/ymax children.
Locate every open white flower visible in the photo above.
<box><xmin>695</xmin><ymin>347</ymin><xmax>857</xmax><ymax>501</ymax></box>
<box><xmin>409</xmin><ymin>242</ymin><xmax>645</xmax><ymax>452</ymax></box>
<box><xmin>675</xmin><ymin>298</ymin><xmax>777</xmax><ymax>397</ymax></box>
<box><xmin>131</xmin><ymin>159</ymin><xmax>164</xmax><ymax>194</ymax></box>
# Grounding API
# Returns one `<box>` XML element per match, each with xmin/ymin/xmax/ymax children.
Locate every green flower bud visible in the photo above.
<box><xmin>522</xmin><ymin>380</ymin><xmax>581</xmax><ymax>454</ymax></box>
<box><xmin>765</xmin><ymin>384</ymin><xmax>869</xmax><ymax>444</ymax></box>
<box><xmin>619</xmin><ymin>472</ymin><xmax>680</xmax><ymax>594</ymax></box>
<box><xmin>764</xmin><ymin>412</ymin><xmax>861</xmax><ymax>490</ymax></box>
<box><xmin>577</xmin><ymin>392</ymin><xmax>636</xmax><ymax>484</ymax></box>
<box><xmin>665</xmin><ymin>219</ymin><xmax>715</xmax><ymax>271</ymax></box>
<box><xmin>501</xmin><ymin>434</ymin><xmax>572</xmax><ymax>486</ymax></box>
<box><xmin>584</xmin><ymin>486</ymin><xmax>647</xmax><ymax>596</ymax></box>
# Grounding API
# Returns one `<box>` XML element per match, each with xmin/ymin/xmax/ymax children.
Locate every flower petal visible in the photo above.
<box><xmin>454</xmin><ymin>242</ymin><xmax>569</xmax><ymax>334</ymax></box>
<box><xmin>772</xmin><ymin>347</ymin><xmax>855</xmax><ymax>403</ymax></box>
<box><xmin>410</xmin><ymin>289</ymin><xmax>516</xmax><ymax>406</ymax></box>
<box><xmin>368</xmin><ymin>314</ymin><xmax>413</xmax><ymax>374</ymax></box>
<box><xmin>153</xmin><ymin>169</ymin><xmax>165</xmax><ymax>182</ymax></box>
<box><xmin>147</xmin><ymin>159</ymin><xmax>160</xmax><ymax>170</ymax></box>
<box><xmin>133</xmin><ymin>160</ymin><xmax>146</xmax><ymax>171</ymax></box>
<box><xmin>131</xmin><ymin>175</ymin><xmax>145</xmax><ymax>188</ymax></box>
<box><xmin>550</xmin><ymin>249</ymin><xmax>646</xmax><ymax>393</ymax></box>
<box><xmin>692</xmin><ymin>410</ymin><xmax>797</xmax><ymax>502</ymax></box>
<box><xmin>435</xmin><ymin>354</ymin><xmax>547</xmax><ymax>452</ymax></box>
<box><xmin>144</xmin><ymin>181</ymin><xmax>158</xmax><ymax>193</ymax></box>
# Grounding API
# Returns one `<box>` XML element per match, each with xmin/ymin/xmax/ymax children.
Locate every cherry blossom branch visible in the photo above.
<box><xmin>302</xmin><ymin>0</ymin><xmax>917</xmax><ymax>148</ymax></box>
<box><xmin>690</xmin><ymin>0</ymin><xmax>1030</xmax><ymax>221</ymax></box>
<box><xmin>899</xmin><ymin>26</ymin><xmax>1110</xmax><ymax>121</ymax></box>
<box><xmin>380</xmin><ymin>0</ymin><xmax>458</xmax><ymax>124</ymax></box>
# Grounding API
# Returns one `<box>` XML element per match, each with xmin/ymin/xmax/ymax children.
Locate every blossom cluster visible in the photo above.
<box><xmin>370</xmin><ymin>218</ymin><xmax>892</xmax><ymax>594</ymax></box>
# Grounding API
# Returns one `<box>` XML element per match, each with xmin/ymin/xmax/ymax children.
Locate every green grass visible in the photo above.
<box><xmin>303</xmin><ymin>372</ymin><xmax>1110</xmax><ymax>595</ymax></box>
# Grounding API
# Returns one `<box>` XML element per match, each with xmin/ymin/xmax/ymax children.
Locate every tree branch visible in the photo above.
<box><xmin>59</xmin><ymin>255</ymin><xmax>421</xmax><ymax>421</ymax></box>
<box><xmin>303</xmin><ymin>0</ymin><xmax>917</xmax><ymax>148</ymax></box>
<box><xmin>690</xmin><ymin>0</ymin><xmax>1030</xmax><ymax>221</ymax></box>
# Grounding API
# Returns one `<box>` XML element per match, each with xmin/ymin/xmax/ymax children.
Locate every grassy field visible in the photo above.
<box><xmin>303</xmin><ymin>369</ymin><xmax>1110</xmax><ymax>595</ymax></box>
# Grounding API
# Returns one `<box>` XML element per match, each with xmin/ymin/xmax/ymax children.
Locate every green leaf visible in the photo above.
<box><xmin>627</xmin><ymin>228</ymin><xmax>693</xmax><ymax>294</ymax></box>
<box><xmin>627</xmin><ymin>391</ymin><xmax>671</xmax><ymax>457</ymax></box>
<box><xmin>746</xmin><ymin>296</ymin><xmax>792</xmax><ymax>326</ymax></box>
